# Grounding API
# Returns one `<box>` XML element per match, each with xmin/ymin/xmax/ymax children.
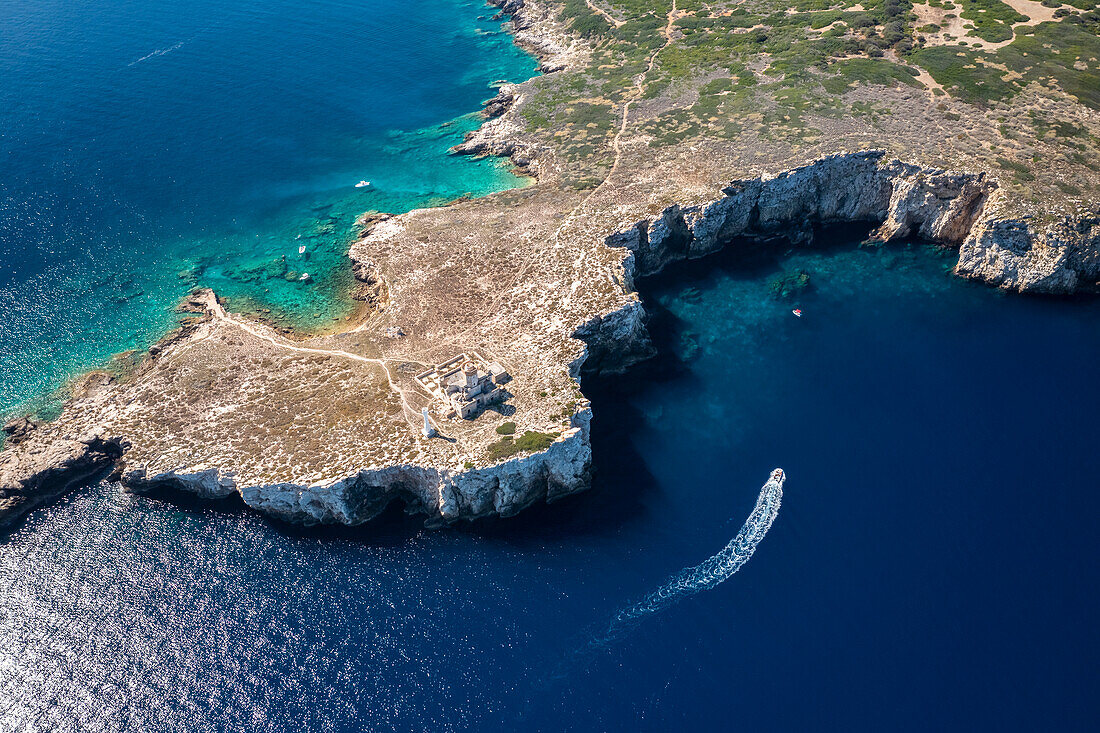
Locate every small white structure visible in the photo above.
<box><xmin>421</xmin><ymin>408</ymin><xmax>436</xmax><ymax>438</ymax></box>
<box><xmin>415</xmin><ymin>353</ymin><xmax>511</xmax><ymax>419</ymax></box>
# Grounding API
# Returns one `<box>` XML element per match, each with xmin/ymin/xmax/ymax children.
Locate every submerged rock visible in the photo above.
<box><xmin>770</xmin><ymin>271</ymin><xmax>811</xmax><ymax>299</ymax></box>
<box><xmin>3</xmin><ymin>151</ymin><xmax>1095</xmax><ymax>531</ymax></box>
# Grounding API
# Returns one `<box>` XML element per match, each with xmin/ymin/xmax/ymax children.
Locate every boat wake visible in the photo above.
<box><xmin>587</xmin><ymin>468</ymin><xmax>785</xmax><ymax>651</ymax></box>
<box><xmin>127</xmin><ymin>41</ymin><xmax>186</xmax><ymax>68</ymax></box>
<box><xmin>518</xmin><ymin>469</ymin><xmax>786</xmax><ymax>722</ymax></box>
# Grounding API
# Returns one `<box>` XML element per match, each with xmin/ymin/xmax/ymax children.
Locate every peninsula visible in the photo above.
<box><xmin>2</xmin><ymin>0</ymin><xmax>1098</xmax><ymax>528</ymax></box>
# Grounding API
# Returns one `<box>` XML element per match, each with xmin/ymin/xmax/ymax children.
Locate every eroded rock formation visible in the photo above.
<box><xmin>0</xmin><ymin>433</ymin><xmax>125</xmax><ymax>529</ymax></box>
<box><xmin>599</xmin><ymin>151</ymin><xmax>1094</xmax><ymax>294</ymax></box>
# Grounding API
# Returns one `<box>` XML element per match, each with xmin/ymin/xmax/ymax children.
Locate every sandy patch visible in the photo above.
<box><xmin>913</xmin><ymin>0</ymin><xmax>1078</xmax><ymax>52</ymax></box>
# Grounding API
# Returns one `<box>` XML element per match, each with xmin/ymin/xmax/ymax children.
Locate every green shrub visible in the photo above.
<box><xmin>486</xmin><ymin>431</ymin><xmax>560</xmax><ymax>461</ymax></box>
<box><xmin>496</xmin><ymin>421</ymin><xmax>517</xmax><ymax>435</ymax></box>
<box><xmin>560</xmin><ymin>0</ymin><xmax>611</xmax><ymax>38</ymax></box>
<box><xmin>957</xmin><ymin>0</ymin><xmax>1026</xmax><ymax>43</ymax></box>
<box><xmin>996</xmin><ymin>157</ymin><xmax>1036</xmax><ymax>181</ymax></box>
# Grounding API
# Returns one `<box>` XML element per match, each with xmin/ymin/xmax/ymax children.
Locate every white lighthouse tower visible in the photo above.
<box><xmin>421</xmin><ymin>408</ymin><xmax>436</xmax><ymax>438</ymax></box>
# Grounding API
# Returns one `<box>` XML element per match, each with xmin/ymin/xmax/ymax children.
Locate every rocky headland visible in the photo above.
<box><xmin>2</xmin><ymin>0</ymin><xmax>1098</xmax><ymax>530</ymax></box>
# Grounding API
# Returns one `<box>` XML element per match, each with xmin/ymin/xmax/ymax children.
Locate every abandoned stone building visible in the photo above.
<box><xmin>415</xmin><ymin>353</ymin><xmax>510</xmax><ymax>419</ymax></box>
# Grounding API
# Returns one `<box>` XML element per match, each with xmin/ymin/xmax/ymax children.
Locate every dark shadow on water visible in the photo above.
<box><xmin>129</xmin><ymin>480</ymin><xmax>428</xmax><ymax>547</ymax></box>
<box><xmin>461</xmin><ymin>223</ymin><xmax>885</xmax><ymax>546</ymax></box>
<box><xmin>460</xmin><ymin>397</ymin><xmax>665</xmax><ymax>545</ymax></box>
<box><xmin>258</xmin><ymin>501</ymin><xmax>427</xmax><ymax>547</ymax></box>
<box><xmin>0</xmin><ymin>465</ymin><xmax>119</xmax><ymax>542</ymax></box>
<box><xmin>129</xmin><ymin>480</ymin><xmax>252</xmax><ymax>517</ymax></box>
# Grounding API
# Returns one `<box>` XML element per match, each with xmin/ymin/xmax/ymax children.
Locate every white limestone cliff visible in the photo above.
<box><xmin>121</xmin><ymin>408</ymin><xmax>591</xmax><ymax>527</ymax></box>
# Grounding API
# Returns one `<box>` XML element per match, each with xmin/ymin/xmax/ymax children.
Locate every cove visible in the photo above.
<box><xmin>2</xmin><ymin>226</ymin><xmax>1097</xmax><ymax>731</ymax></box>
<box><xmin>0</xmin><ymin>0</ymin><xmax>538</xmax><ymax>418</ymax></box>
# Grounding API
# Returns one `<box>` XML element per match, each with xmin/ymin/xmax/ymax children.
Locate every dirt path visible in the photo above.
<box><xmin>439</xmin><ymin>3</ymin><xmax>682</xmax><ymax>352</ymax></box>
<box><xmin>541</xmin><ymin>0</ymin><xmax>680</xmax><ymax>234</ymax></box>
<box><xmin>585</xmin><ymin>0</ymin><xmax>624</xmax><ymax>28</ymax></box>
<box><xmin>605</xmin><ymin>1</ymin><xmax>679</xmax><ymax>187</ymax></box>
<box><xmin>205</xmin><ymin>298</ymin><xmax>424</xmax><ymax>429</ymax></box>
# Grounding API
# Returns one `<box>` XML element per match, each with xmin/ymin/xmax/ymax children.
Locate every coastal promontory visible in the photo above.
<box><xmin>2</xmin><ymin>0</ymin><xmax>1098</xmax><ymax>528</ymax></box>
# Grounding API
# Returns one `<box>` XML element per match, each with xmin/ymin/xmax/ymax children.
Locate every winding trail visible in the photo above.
<box><xmin>584</xmin><ymin>0</ymin><xmax>623</xmax><ymax>28</ymax></box>
<box><xmin>203</xmin><ymin>297</ymin><xmax>424</xmax><ymax>428</ymax></box>
<box><xmin>543</xmin><ymin>1</ymin><xmax>680</xmax><ymax>240</ymax></box>
<box><xmin>603</xmin><ymin>0</ymin><xmax>678</xmax><ymax>187</ymax></box>
<box><xmin>455</xmin><ymin>1</ymin><xmax>682</xmax><ymax>342</ymax></box>
<box><xmin>181</xmin><ymin>5</ymin><xmax>687</xmax><ymax>429</ymax></box>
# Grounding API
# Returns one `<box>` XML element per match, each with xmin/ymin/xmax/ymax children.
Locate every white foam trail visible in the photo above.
<box><xmin>127</xmin><ymin>41</ymin><xmax>185</xmax><ymax>68</ymax></box>
<box><xmin>593</xmin><ymin>468</ymin><xmax>785</xmax><ymax>647</ymax></box>
<box><xmin>521</xmin><ymin>470</ymin><xmax>786</xmax><ymax>718</ymax></box>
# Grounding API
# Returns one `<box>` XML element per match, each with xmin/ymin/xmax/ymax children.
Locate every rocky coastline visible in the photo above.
<box><xmin>2</xmin><ymin>1</ymin><xmax>1098</xmax><ymax>532</ymax></box>
<box><xmin>573</xmin><ymin>150</ymin><xmax>1097</xmax><ymax>380</ymax></box>
<box><xmin>605</xmin><ymin>151</ymin><xmax>1098</xmax><ymax>295</ymax></box>
<box><xmin>3</xmin><ymin>149</ymin><xmax>1094</xmax><ymax>531</ymax></box>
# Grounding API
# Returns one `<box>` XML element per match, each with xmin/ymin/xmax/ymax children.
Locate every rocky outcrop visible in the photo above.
<box><xmin>450</xmin><ymin>0</ymin><xmax>587</xmax><ymax>177</ymax></box>
<box><xmin>573</xmin><ymin>150</ymin><xmax>1095</xmax><ymax>384</ymax></box>
<box><xmin>3</xmin><ymin>416</ymin><xmax>38</xmax><ymax>447</ymax></box>
<box><xmin>121</xmin><ymin>409</ymin><xmax>592</xmax><ymax>527</ymax></box>
<box><xmin>956</xmin><ymin>214</ymin><xmax>1100</xmax><ymax>293</ymax></box>
<box><xmin>0</xmin><ymin>433</ymin><xmax>125</xmax><ymax>528</ymax></box>
<box><xmin>481</xmin><ymin>87</ymin><xmax>515</xmax><ymax>119</ymax></box>
<box><xmin>593</xmin><ymin>150</ymin><xmax>1094</xmax><ymax>295</ymax></box>
<box><xmin>488</xmin><ymin>0</ymin><xmax>584</xmax><ymax>73</ymax></box>
<box><xmin>351</xmin><ymin>255</ymin><xmax>388</xmax><ymax>307</ymax></box>
<box><xmin>571</xmin><ymin>300</ymin><xmax>655</xmax><ymax>375</ymax></box>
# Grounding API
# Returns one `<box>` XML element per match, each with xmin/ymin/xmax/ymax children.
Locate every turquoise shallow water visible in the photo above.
<box><xmin>0</xmin><ymin>0</ymin><xmax>537</xmax><ymax>416</ymax></box>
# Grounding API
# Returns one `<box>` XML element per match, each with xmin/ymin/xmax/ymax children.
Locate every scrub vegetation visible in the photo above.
<box><xmin>486</xmin><ymin>430</ymin><xmax>560</xmax><ymax>461</ymax></box>
<box><xmin>511</xmin><ymin>0</ymin><xmax>1100</xmax><ymax>201</ymax></box>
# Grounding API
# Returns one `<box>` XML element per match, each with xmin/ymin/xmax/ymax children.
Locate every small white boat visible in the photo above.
<box><xmin>299</xmin><ymin>272</ymin><xmax>311</xmax><ymax>282</ymax></box>
<box><xmin>792</xmin><ymin>309</ymin><xmax>802</xmax><ymax>318</ymax></box>
<box><xmin>355</xmin><ymin>180</ymin><xmax>371</xmax><ymax>188</ymax></box>
<box><xmin>298</xmin><ymin>245</ymin><xmax>306</xmax><ymax>254</ymax></box>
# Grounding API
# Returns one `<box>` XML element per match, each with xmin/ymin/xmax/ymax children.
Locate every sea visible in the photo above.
<box><xmin>2</xmin><ymin>1</ymin><xmax>1100</xmax><ymax>731</ymax></box>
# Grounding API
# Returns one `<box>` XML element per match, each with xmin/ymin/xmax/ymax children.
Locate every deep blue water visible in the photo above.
<box><xmin>0</xmin><ymin>0</ymin><xmax>537</xmax><ymax>415</ymax></box>
<box><xmin>3</xmin><ymin>231</ymin><xmax>1099</xmax><ymax>731</ymax></box>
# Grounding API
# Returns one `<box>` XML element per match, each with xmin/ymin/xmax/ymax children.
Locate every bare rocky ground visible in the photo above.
<box><xmin>3</xmin><ymin>0</ymin><xmax>1097</xmax><ymax>529</ymax></box>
